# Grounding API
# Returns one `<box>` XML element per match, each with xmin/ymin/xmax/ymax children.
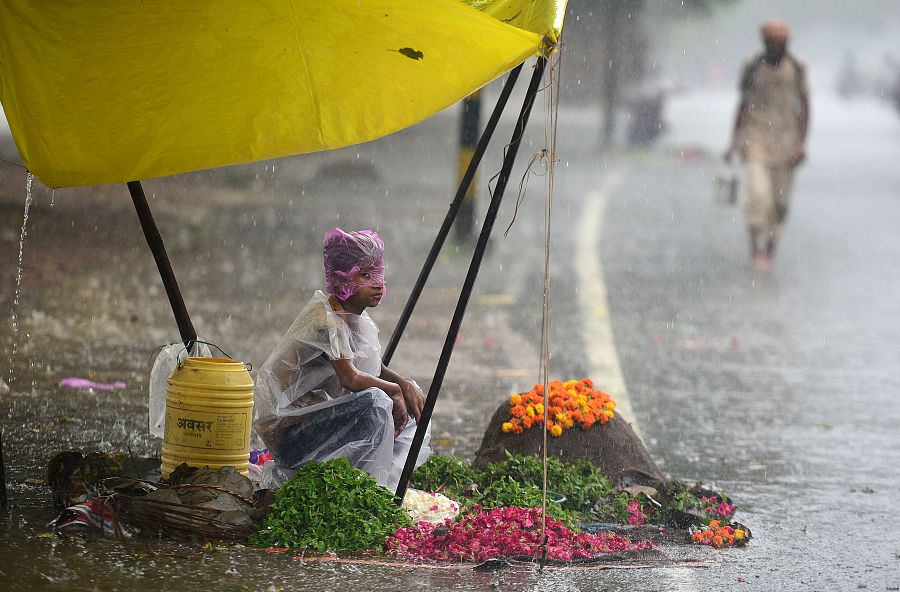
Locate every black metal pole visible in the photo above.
<box><xmin>382</xmin><ymin>65</ymin><xmax>523</xmax><ymax>366</ymax></box>
<box><xmin>127</xmin><ymin>181</ymin><xmax>197</xmax><ymax>346</ymax></box>
<box><xmin>394</xmin><ymin>58</ymin><xmax>547</xmax><ymax>502</ymax></box>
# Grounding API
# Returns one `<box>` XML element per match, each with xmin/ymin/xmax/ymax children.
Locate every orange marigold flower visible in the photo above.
<box><xmin>709</xmin><ymin>520</ymin><xmax>720</xmax><ymax>528</ymax></box>
<box><xmin>502</xmin><ymin>378</ymin><xmax>618</xmax><ymax>436</ymax></box>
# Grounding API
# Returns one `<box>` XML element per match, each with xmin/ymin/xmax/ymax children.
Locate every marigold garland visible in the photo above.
<box><xmin>501</xmin><ymin>378</ymin><xmax>616</xmax><ymax>436</ymax></box>
<box><xmin>690</xmin><ymin>520</ymin><xmax>747</xmax><ymax>548</ymax></box>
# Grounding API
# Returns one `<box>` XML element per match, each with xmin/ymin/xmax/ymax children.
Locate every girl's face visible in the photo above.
<box><xmin>341</xmin><ymin>269</ymin><xmax>384</xmax><ymax>313</ymax></box>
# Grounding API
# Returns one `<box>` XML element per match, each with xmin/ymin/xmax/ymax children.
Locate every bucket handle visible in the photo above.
<box><xmin>178</xmin><ymin>340</ymin><xmax>253</xmax><ymax>372</ymax></box>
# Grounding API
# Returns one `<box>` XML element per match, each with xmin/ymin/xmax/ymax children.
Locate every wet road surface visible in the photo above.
<box><xmin>589</xmin><ymin>91</ymin><xmax>900</xmax><ymax>590</ymax></box>
<box><xmin>1</xmin><ymin>79</ymin><xmax>899</xmax><ymax>590</ymax></box>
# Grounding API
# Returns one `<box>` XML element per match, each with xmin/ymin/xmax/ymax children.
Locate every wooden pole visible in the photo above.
<box><xmin>394</xmin><ymin>58</ymin><xmax>547</xmax><ymax>502</ymax></box>
<box><xmin>127</xmin><ymin>181</ymin><xmax>197</xmax><ymax>346</ymax></box>
<box><xmin>382</xmin><ymin>65</ymin><xmax>523</xmax><ymax>366</ymax></box>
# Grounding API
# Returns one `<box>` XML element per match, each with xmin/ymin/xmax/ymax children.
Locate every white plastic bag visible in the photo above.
<box><xmin>388</xmin><ymin>387</ymin><xmax>432</xmax><ymax>491</ymax></box>
<box><xmin>148</xmin><ymin>341</ymin><xmax>211</xmax><ymax>438</ymax></box>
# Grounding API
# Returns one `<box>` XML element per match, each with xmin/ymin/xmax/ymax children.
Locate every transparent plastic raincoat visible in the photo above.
<box><xmin>254</xmin><ymin>229</ymin><xmax>430</xmax><ymax>490</ymax></box>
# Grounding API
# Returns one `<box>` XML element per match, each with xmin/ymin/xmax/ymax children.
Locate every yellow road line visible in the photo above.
<box><xmin>576</xmin><ymin>167</ymin><xmax>640</xmax><ymax>435</ymax></box>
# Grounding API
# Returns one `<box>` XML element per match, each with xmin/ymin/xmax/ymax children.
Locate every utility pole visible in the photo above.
<box><xmin>455</xmin><ymin>90</ymin><xmax>482</xmax><ymax>243</ymax></box>
<box><xmin>601</xmin><ymin>1</ymin><xmax>621</xmax><ymax>148</ymax></box>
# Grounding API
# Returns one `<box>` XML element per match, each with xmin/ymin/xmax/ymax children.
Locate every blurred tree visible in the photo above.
<box><xmin>563</xmin><ymin>0</ymin><xmax>737</xmax><ymax>148</ymax></box>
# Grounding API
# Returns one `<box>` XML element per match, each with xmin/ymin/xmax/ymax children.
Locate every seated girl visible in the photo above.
<box><xmin>254</xmin><ymin>228</ymin><xmax>430</xmax><ymax>490</ymax></box>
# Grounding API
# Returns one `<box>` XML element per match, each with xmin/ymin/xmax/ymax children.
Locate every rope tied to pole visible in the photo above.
<box><xmin>539</xmin><ymin>43</ymin><xmax>562</xmax><ymax>571</ymax></box>
<box><xmin>502</xmin><ymin>147</ymin><xmax>553</xmax><ymax>238</ymax></box>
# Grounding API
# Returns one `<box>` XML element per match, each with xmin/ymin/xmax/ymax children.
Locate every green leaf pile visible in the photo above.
<box><xmin>411</xmin><ymin>453</ymin><xmax>618</xmax><ymax>526</ymax></box>
<box><xmin>251</xmin><ymin>457</ymin><xmax>411</xmax><ymax>551</ymax></box>
<box><xmin>411</xmin><ymin>452</ymin><xmax>731</xmax><ymax>528</ymax></box>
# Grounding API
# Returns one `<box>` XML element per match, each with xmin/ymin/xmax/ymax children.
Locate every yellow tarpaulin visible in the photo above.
<box><xmin>0</xmin><ymin>1</ymin><xmax>555</xmax><ymax>188</ymax></box>
<box><xmin>464</xmin><ymin>0</ymin><xmax>566</xmax><ymax>45</ymax></box>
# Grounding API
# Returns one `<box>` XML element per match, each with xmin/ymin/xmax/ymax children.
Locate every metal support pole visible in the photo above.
<box><xmin>394</xmin><ymin>58</ymin><xmax>547</xmax><ymax>502</ymax></box>
<box><xmin>454</xmin><ymin>90</ymin><xmax>482</xmax><ymax>243</ymax></box>
<box><xmin>127</xmin><ymin>181</ymin><xmax>198</xmax><ymax>346</ymax></box>
<box><xmin>383</xmin><ymin>65</ymin><xmax>523</xmax><ymax>366</ymax></box>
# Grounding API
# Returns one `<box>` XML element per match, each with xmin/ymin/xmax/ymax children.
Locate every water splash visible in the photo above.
<box><xmin>7</xmin><ymin>172</ymin><xmax>34</xmax><ymax>382</ymax></box>
<box><xmin>50</xmin><ymin>189</ymin><xmax>56</xmax><ymax>208</ymax></box>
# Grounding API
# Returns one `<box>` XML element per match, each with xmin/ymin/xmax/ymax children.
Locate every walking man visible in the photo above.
<box><xmin>725</xmin><ymin>20</ymin><xmax>810</xmax><ymax>270</ymax></box>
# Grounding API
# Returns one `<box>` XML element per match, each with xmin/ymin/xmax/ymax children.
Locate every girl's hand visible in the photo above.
<box><xmin>398</xmin><ymin>379</ymin><xmax>425</xmax><ymax>423</ymax></box>
<box><xmin>384</xmin><ymin>382</ymin><xmax>408</xmax><ymax>436</ymax></box>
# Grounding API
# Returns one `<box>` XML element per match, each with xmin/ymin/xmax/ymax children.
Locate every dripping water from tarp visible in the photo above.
<box><xmin>6</xmin><ymin>172</ymin><xmax>34</xmax><ymax>386</ymax></box>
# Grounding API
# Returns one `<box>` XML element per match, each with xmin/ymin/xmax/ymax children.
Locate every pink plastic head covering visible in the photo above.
<box><xmin>323</xmin><ymin>228</ymin><xmax>386</xmax><ymax>301</ymax></box>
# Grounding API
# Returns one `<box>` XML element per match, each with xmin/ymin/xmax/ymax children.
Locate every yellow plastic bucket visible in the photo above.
<box><xmin>161</xmin><ymin>356</ymin><xmax>254</xmax><ymax>479</ymax></box>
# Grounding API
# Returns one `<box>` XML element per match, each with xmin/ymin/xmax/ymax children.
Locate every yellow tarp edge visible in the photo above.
<box><xmin>466</xmin><ymin>0</ymin><xmax>568</xmax><ymax>46</ymax></box>
<box><xmin>0</xmin><ymin>0</ymin><xmax>543</xmax><ymax>188</ymax></box>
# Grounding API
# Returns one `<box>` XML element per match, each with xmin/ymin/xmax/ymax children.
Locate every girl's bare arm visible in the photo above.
<box><xmin>329</xmin><ymin>358</ymin><xmax>407</xmax><ymax>435</ymax></box>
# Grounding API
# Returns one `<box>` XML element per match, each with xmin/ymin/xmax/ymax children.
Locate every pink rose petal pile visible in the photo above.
<box><xmin>386</xmin><ymin>506</ymin><xmax>653</xmax><ymax>562</ymax></box>
<box><xmin>626</xmin><ymin>498</ymin><xmax>649</xmax><ymax>525</ymax></box>
<box><xmin>700</xmin><ymin>496</ymin><xmax>736</xmax><ymax>518</ymax></box>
